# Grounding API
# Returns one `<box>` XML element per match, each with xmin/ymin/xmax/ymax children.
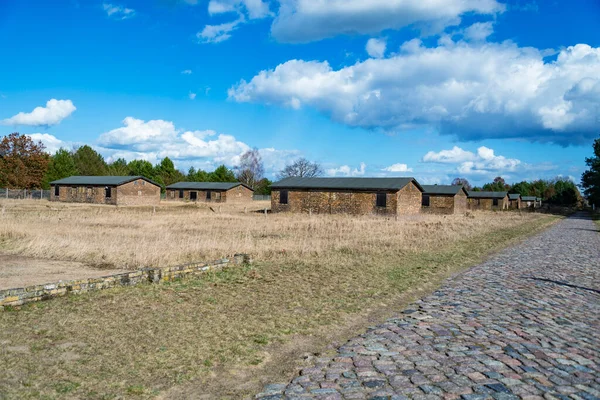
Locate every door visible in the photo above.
<box><xmin>190</xmin><ymin>191</ymin><xmax>197</xmax><ymax>201</ymax></box>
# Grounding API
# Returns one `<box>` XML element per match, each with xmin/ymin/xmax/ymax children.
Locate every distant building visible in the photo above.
<box><xmin>421</xmin><ymin>185</ymin><xmax>468</xmax><ymax>214</ymax></box>
<box><xmin>271</xmin><ymin>177</ymin><xmax>423</xmax><ymax>216</ymax></box>
<box><xmin>521</xmin><ymin>196</ymin><xmax>538</xmax><ymax>208</ymax></box>
<box><xmin>165</xmin><ymin>182</ymin><xmax>254</xmax><ymax>203</ymax></box>
<box><xmin>50</xmin><ymin>176</ymin><xmax>161</xmax><ymax>206</ymax></box>
<box><xmin>508</xmin><ymin>193</ymin><xmax>522</xmax><ymax>209</ymax></box>
<box><xmin>467</xmin><ymin>191</ymin><xmax>509</xmax><ymax>211</ymax></box>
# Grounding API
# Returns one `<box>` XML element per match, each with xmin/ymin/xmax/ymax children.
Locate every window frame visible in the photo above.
<box><xmin>279</xmin><ymin>190</ymin><xmax>289</xmax><ymax>205</ymax></box>
<box><xmin>179</xmin><ymin>189</ymin><xmax>184</xmax><ymax>199</ymax></box>
<box><xmin>190</xmin><ymin>191</ymin><xmax>198</xmax><ymax>201</ymax></box>
<box><xmin>493</xmin><ymin>198</ymin><xmax>499</xmax><ymax>206</ymax></box>
<box><xmin>54</xmin><ymin>185</ymin><xmax>60</xmax><ymax>197</ymax></box>
<box><xmin>376</xmin><ymin>192</ymin><xmax>387</xmax><ymax>208</ymax></box>
<box><xmin>105</xmin><ymin>186</ymin><xmax>112</xmax><ymax>198</ymax></box>
<box><xmin>206</xmin><ymin>191</ymin><xmax>211</xmax><ymax>200</ymax></box>
<box><xmin>422</xmin><ymin>194</ymin><xmax>430</xmax><ymax>207</ymax></box>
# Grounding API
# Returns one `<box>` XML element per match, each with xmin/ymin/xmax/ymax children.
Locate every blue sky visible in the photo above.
<box><xmin>1</xmin><ymin>0</ymin><xmax>599</xmax><ymax>185</ymax></box>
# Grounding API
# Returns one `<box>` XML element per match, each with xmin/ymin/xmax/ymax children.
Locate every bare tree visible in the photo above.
<box><xmin>278</xmin><ymin>157</ymin><xmax>323</xmax><ymax>180</ymax></box>
<box><xmin>235</xmin><ymin>148</ymin><xmax>264</xmax><ymax>189</ymax></box>
<box><xmin>451</xmin><ymin>177</ymin><xmax>472</xmax><ymax>190</ymax></box>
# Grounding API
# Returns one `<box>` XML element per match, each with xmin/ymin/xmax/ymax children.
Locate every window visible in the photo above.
<box><xmin>190</xmin><ymin>191</ymin><xmax>197</xmax><ymax>201</ymax></box>
<box><xmin>179</xmin><ymin>190</ymin><xmax>184</xmax><ymax>199</ymax></box>
<box><xmin>376</xmin><ymin>192</ymin><xmax>387</xmax><ymax>207</ymax></box>
<box><xmin>105</xmin><ymin>186</ymin><xmax>112</xmax><ymax>198</ymax></box>
<box><xmin>493</xmin><ymin>198</ymin><xmax>499</xmax><ymax>206</ymax></box>
<box><xmin>54</xmin><ymin>185</ymin><xmax>60</xmax><ymax>196</ymax></box>
<box><xmin>422</xmin><ymin>195</ymin><xmax>430</xmax><ymax>207</ymax></box>
<box><xmin>142</xmin><ymin>181</ymin><xmax>145</xmax><ymax>185</ymax></box>
<box><xmin>279</xmin><ymin>190</ymin><xmax>288</xmax><ymax>204</ymax></box>
<box><xmin>86</xmin><ymin>187</ymin><xmax>93</xmax><ymax>198</ymax></box>
<box><xmin>215</xmin><ymin>192</ymin><xmax>221</xmax><ymax>200</ymax></box>
<box><xmin>206</xmin><ymin>191</ymin><xmax>211</xmax><ymax>200</ymax></box>
<box><xmin>71</xmin><ymin>187</ymin><xmax>77</xmax><ymax>196</ymax></box>
<box><xmin>134</xmin><ymin>181</ymin><xmax>138</xmax><ymax>186</ymax></box>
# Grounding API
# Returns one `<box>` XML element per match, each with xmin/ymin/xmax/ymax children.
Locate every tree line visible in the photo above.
<box><xmin>450</xmin><ymin>176</ymin><xmax>583</xmax><ymax>206</ymax></box>
<box><xmin>1</xmin><ymin>132</ymin><xmax>599</xmax><ymax>206</ymax></box>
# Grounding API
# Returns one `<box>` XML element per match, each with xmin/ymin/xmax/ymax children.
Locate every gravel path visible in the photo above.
<box><xmin>256</xmin><ymin>213</ymin><xmax>600</xmax><ymax>400</ymax></box>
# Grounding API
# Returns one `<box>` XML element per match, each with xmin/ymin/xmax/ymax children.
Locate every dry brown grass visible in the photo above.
<box><xmin>1</xmin><ymin>199</ymin><xmax>545</xmax><ymax>270</ymax></box>
<box><xmin>0</xmin><ymin>199</ymin><xmax>558</xmax><ymax>399</ymax></box>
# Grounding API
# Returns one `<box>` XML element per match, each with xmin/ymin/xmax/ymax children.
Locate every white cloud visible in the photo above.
<box><xmin>382</xmin><ymin>163</ymin><xmax>413</xmax><ymax>173</ymax></box>
<box><xmin>366</xmin><ymin>38</ymin><xmax>386</xmax><ymax>59</ymax></box>
<box><xmin>181</xmin><ymin>69</ymin><xmax>193</xmax><ymax>75</ymax></box>
<box><xmin>327</xmin><ymin>162</ymin><xmax>366</xmax><ymax>177</ymax></box>
<box><xmin>463</xmin><ymin>21</ymin><xmax>494</xmax><ymax>41</ymax></box>
<box><xmin>1</xmin><ymin>99</ymin><xmax>76</xmax><ymax>127</ymax></box>
<box><xmin>422</xmin><ymin>146</ymin><xmax>477</xmax><ymax>163</ymax></box>
<box><xmin>97</xmin><ymin>117</ymin><xmax>296</xmax><ymax>174</ymax></box>
<box><xmin>103</xmin><ymin>3</ymin><xmax>135</xmax><ymax>19</ymax></box>
<box><xmin>27</xmin><ymin>133</ymin><xmax>67</xmax><ymax>154</ymax></box>
<box><xmin>230</xmin><ymin>41</ymin><xmax>600</xmax><ymax>145</ymax></box>
<box><xmin>99</xmin><ymin>117</ymin><xmax>178</xmax><ymax>146</ymax></box>
<box><xmin>189</xmin><ymin>92</ymin><xmax>197</xmax><ymax>100</ymax></box>
<box><xmin>423</xmin><ymin>146</ymin><xmax>521</xmax><ymax>176</ymax></box>
<box><xmin>208</xmin><ymin>0</ymin><xmax>270</xmax><ymax>18</ymax></box>
<box><xmin>271</xmin><ymin>0</ymin><xmax>504</xmax><ymax>43</ymax></box>
<box><xmin>198</xmin><ymin>17</ymin><xmax>244</xmax><ymax>43</ymax></box>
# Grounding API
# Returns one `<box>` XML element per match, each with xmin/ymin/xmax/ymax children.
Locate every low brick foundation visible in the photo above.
<box><xmin>0</xmin><ymin>254</ymin><xmax>252</xmax><ymax>309</ymax></box>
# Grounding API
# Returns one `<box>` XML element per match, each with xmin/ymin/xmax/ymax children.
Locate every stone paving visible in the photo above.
<box><xmin>256</xmin><ymin>213</ymin><xmax>600</xmax><ymax>400</ymax></box>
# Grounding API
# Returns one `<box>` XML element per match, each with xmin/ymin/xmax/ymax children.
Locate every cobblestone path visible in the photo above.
<box><xmin>256</xmin><ymin>213</ymin><xmax>600</xmax><ymax>400</ymax></box>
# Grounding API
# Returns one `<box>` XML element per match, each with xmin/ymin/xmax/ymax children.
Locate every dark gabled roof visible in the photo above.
<box><xmin>271</xmin><ymin>177</ymin><xmax>423</xmax><ymax>192</ymax></box>
<box><xmin>165</xmin><ymin>182</ymin><xmax>253</xmax><ymax>191</ymax></box>
<box><xmin>421</xmin><ymin>185</ymin><xmax>467</xmax><ymax>196</ymax></box>
<box><xmin>536</xmin><ymin>197</ymin><xmax>542</xmax><ymax>201</ymax></box>
<box><xmin>508</xmin><ymin>193</ymin><xmax>521</xmax><ymax>200</ymax></box>
<box><xmin>522</xmin><ymin>196</ymin><xmax>537</xmax><ymax>201</ymax></box>
<box><xmin>467</xmin><ymin>191</ymin><xmax>508</xmax><ymax>199</ymax></box>
<box><xmin>50</xmin><ymin>176</ymin><xmax>160</xmax><ymax>187</ymax></box>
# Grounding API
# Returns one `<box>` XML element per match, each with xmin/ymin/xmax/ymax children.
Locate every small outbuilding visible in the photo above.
<box><xmin>50</xmin><ymin>176</ymin><xmax>161</xmax><ymax>206</ymax></box>
<box><xmin>521</xmin><ymin>196</ymin><xmax>538</xmax><ymax>208</ymax></box>
<box><xmin>271</xmin><ymin>177</ymin><xmax>423</xmax><ymax>216</ymax></box>
<box><xmin>508</xmin><ymin>193</ymin><xmax>522</xmax><ymax>209</ymax></box>
<box><xmin>467</xmin><ymin>191</ymin><xmax>509</xmax><ymax>211</ymax></box>
<box><xmin>421</xmin><ymin>185</ymin><xmax>468</xmax><ymax>214</ymax></box>
<box><xmin>165</xmin><ymin>182</ymin><xmax>254</xmax><ymax>203</ymax></box>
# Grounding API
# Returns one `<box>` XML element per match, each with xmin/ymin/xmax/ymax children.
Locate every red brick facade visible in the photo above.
<box><xmin>422</xmin><ymin>190</ymin><xmax>468</xmax><ymax>215</ymax></box>
<box><xmin>468</xmin><ymin>195</ymin><xmax>509</xmax><ymax>211</ymax></box>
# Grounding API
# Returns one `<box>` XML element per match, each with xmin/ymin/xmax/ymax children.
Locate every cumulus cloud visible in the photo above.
<box><xmin>103</xmin><ymin>3</ymin><xmax>135</xmax><ymax>19</ymax></box>
<box><xmin>366</xmin><ymin>38</ymin><xmax>386</xmax><ymax>59</ymax></box>
<box><xmin>423</xmin><ymin>146</ymin><xmax>522</xmax><ymax>176</ymax></box>
<box><xmin>189</xmin><ymin>92</ymin><xmax>197</xmax><ymax>100</ymax></box>
<box><xmin>97</xmin><ymin>117</ymin><xmax>297</xmax><ymax>173</ymax></box>
<box><xmin>271</xmin><ymin>0</ymin><xmax>504</xmax><ymax>43</ymax></box>
<box><xmin>2</xmin><ymin>99</ymin><xmax>76</xmax><ymax>127</ymax></box>
<box><xmin>382</xmin><ymin>163</ymin><xmax>413</xmax><ymax>172</ymax></box>
<box><xmin>327</xmin><ymin>162</ymin><xmax>366</xmax><ymax>177</ymax></box>
<box><xmin>27</xmin><ymin>133</ymin><xmax>68</xmax><ymax>154</ymax></box>
<box><xmin>230</xmin><ymin>41</ymin><xmax>600</xmax><ymax>145</ymax></box>
<box><xmin>181</xmin><ymin>69</ymin><xmax>193</xmax><ymax>75</ymax></box>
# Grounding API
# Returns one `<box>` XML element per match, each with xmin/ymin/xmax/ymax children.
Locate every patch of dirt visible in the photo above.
<box><xmin>0</xmin><ymin>255</ymin><xmax>129</xmax><ymax>290</ymax></box>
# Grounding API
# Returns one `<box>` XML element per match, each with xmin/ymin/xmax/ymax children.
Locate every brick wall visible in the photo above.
<box><xmin>116</xmin><ymin>179</ymin><xmax>161</xmax><ymax>206</ymax></box>
<box><xmin>271</xmin><ymin>184</ymin><xmax>421</xmax><ymax>216</ymax></box>
<box><xmin>50</xmin><ymin>185</ymin><xmax>117</xmax><ymax>205</ymax></box>
<box><xmin>422</xmin><ymin>195</ymin><xmax>455</xmax><ymax>214</ymax></box>
<box><xmin>397</xmin><ymin>181</ymin><xmax>422</xmax><ymax>215</ymax></box>
<box><xmin>165</xmin><ymin>186</ymin><xmax>253</xmax><ymax>203</ymax></box>
<box><xmin>0</xmin><ymin>254</ymin><xmax>252</xmax><ymax>309</ymax></box>
<box><xmin>468</xmin><ymin>196</ymin><xmax>509</xmax><ymax>211</ymax></box>
<box><xmin>454</xmin><ymin>190</ymin><xmax>468</xmax><ymax>214</ymax></box>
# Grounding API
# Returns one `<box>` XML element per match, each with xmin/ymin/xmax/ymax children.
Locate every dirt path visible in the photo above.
<box><xmin>0</xmin><ymin>255</ymin><xmax>128</xmax><ymax>290</ymax></box>
<box><xmin>256</xmin><ymin>213</ymin><xmax>600</xmax><ymax>399</ymax></box>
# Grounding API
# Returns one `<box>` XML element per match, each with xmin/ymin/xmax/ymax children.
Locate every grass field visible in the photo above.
<box><xmin>0</xmin><ymin>200</ymin><xmax>558</xmax><ymax>399</ymax></box>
